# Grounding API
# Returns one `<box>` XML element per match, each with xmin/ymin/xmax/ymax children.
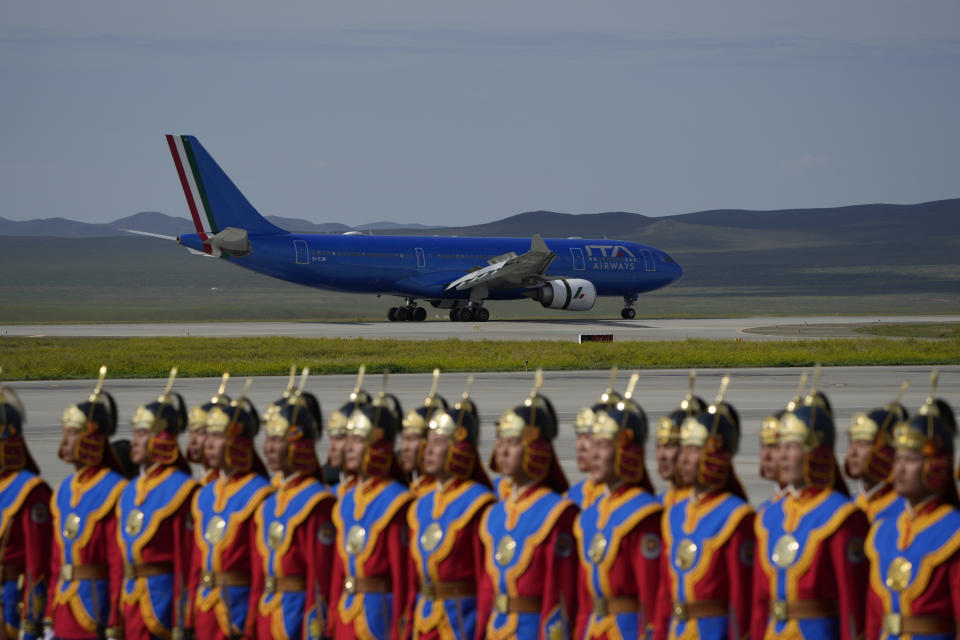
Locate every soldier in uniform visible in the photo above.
<box><xmin>752</xmin><ymin>371</ymin><xmax>869</xmax><ymax>640</ymax></box>
<box><xmin>567</xmin><ymin>368</ymin><xmax>621</xmax><ymax>511</ymax></box>
<box><xmin>574</xmin><ymin>373</ymin><xmax>663</xmax><ymax>640</ymax></box>
<box><xmin>112</xmin><ymin>368</ymin><xmax>199</xmax><ymax>640</ymax></box>
<box><xmin>864</xmin><ymin>372</ymin><xmax>959</xmax><ymax>639</ymax></box>
<box><xmin>844</xmin><ymin>381</ymin><xmax>909</xmax><ymax>522</ymax></box>
<box><xmin>654</xmin><ymin>372</ymin><xmax>705</xmax><ymax>507</ymax></box>
<box><xmin>188</xmin><ymin>381</ymin><xmax>274</xmax><ymax>640</ymax></box>
<box><xmin>327</xmin><ymin>367</ymin><xmax>371</xmax><ymax>498</ymax></box>
<box><xmin>757</xmin><ymin>375</ymin><xmax>808</xmax><ymax>516</ymax></box>
<box><xmin>478</xmin><ymin>371</ymin><xmax>579</xmax><ymax>640</ymax></box>
<box><xmin>186</xmin><ymin>373</ymin><xmax>231</xmax><ymax>485</ymax></box>
<box><xmin>253</xmin><ymin>369</ymin><xmax>337</xmax><ymax>640</ymax></box>
<box><xmin>0</xmin><ymin>371</ymin><xmax>52</xmax><ymax>640</ymax></box>
<box><xmin>407</xmin><ymin>376</ymin><xmax>495</xmax><ymax>640</ymax></box>
<box><xmin>45</xmin><ymin>367</ymin><xmax>128</xmax><ymax>640</ymax></box>
<box><xmin>399</xmin><ymin>369</ymin><xmax>447</xmax><ymax>497</ymax></box>
<box><xmin>655</xmin><ymin>375</ymin><xmax>754</xmax><ymax>640</ymax></box>
<box><xmin>328</xmin><ymin>375</ymin><xmax>413</xmax><ymax>640</ymax></box>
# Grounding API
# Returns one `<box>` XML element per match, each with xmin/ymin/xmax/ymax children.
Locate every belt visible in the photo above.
<box><xmin>673</xmin><ymin>599</ymin><xmax>728</xmax><ymax>621</ymax></box>
<box><xmin>60</xmin><ymin>563</ymin><xmax>108</xmax><ymax>582</ymax></box>
<box><xmin>593</xmin><ymin>596</ymin><xmax>638</xmax><ymax>616</ymax></box>
<box><xmin>771</xmin><ymin>599</ymin><xmax>838</xmax><ymax>621</ymax></box>
<box><xmin>883</xmin><ymin>613</ymin><xmax>956</xmax><ymax>635</ymax></box>
<box><xmin>0</xmin><ymin>564</ymin><xmax>24</xmax><ymax>582</ymax></box>
<box><xmin>493</xmin><ymin>593</ymin><xmax>541</xmax><ymax>614</ymax></box>
<box><xmin>124</xmin><ymin>562</ymin><xmax>174</xmax><ymax>580</ymax></box>
<box><xmin>420</xmin><ymin>580</ymin><xmax>475</xmax><ymax>600</ymax></box>
<box><xmin>200</xmin><ymin>571</ymin><xmax>250</xmax><ymax>588</ymax></box>
<box><xmin>343</xmin><ymin>575</ymin><xmax>391</xmax><ymax>595</ymax></box>
<box><xmin>264</xmin><ymin>575</ymin><xmax>307</xmax><ymax>594</ymax></box>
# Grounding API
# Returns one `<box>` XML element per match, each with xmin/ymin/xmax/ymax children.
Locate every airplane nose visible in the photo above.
<box><xmin>673</xmin><ymin>261</ymin><xmax>684</xmax><ymax>282</ymax></box>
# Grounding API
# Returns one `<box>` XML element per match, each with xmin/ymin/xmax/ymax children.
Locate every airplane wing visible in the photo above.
<box><xmin>445</xmin><ymin>234</ymin><xmax>556</xmax><ymax>291</ymax></box>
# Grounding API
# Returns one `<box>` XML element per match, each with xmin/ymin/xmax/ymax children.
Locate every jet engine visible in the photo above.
<box><xmin>524</xmin><ymin>279</ymin><xmax>597</xmax><ymax>311</ymax></box>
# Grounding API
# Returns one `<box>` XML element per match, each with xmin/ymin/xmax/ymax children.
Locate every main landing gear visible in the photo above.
<box><xmin>620</xmin><ymin>294</ymin><xmax>638</xmax><ymax>320</ymax></box>
<box><xmin>449</xmin><ymin>304</ymin><xmax>489</xmax><ymax>322</ymax></box>
<box><xmin>388</xmin><ymin>299</ymin><xmax>427</xmax><ymax>322</ymax></box>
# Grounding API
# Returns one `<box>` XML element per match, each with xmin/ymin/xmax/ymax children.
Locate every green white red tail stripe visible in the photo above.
<box><xmin>166</xmin><ymin>134</ymin><xmax>217</xmax><ymax>250</ymax></box>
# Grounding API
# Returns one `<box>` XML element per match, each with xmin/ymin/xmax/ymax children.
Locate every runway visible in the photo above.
<box><xmin>13</xmin><ymin>365</ymin><xmax>960</xmax><ymax>502</ymax></box>
<box><xmin>3</xmin><ymin>314</ymin><xmax>958</xmax><ymax>341</ymax></box>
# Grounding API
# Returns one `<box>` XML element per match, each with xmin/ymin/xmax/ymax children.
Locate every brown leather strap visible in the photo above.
<box><xmin>771</xmin><ymin>599</ymin><xmax>838</xmax><ymax>621</ymax></box>
<box><xmin>264</xmin><ymin>575</ymin><xmax>307</xmax><ymax>593</ymax></box>
<box><xmin>420</xmin><ymin>580</ymin><xmax>475</xmax><ymax>599</ymax></box>
<box><xmin>884</xmin><ymin>613</ymin><xmax>956</xmax><ymax>635</ymax></box>
<box><xmin>62</xmin><ymin>563</ymin><xmax>109</xmax><ymax>581</ymax></box>
<box><xmin>125</xmin><ymin>562</ymin><xmax>174</xmax><ymax>579</ymax></box>
<box><xmin>343</xmin><ymin>575</ymin><xmax>392</xmax><ymax>594</ymax></box>
<box><xmin>0</xmin><ymin>564</ymin><xmax>24</xmax><ymax>582</ymax></box>
<box><xmin>493</xmin><ymin>593</ymin><xmax>541</xmax><ymax>614</ymax></box>
<box><xmin>593</xmin><ymin>596</ymin><xmax>639</xmax><ymax>616</ymax></box>
<box><xmin>673</xmin><ymin>599</ymin><xmax>729</xmax><ymax>620</ymax></box>
<box><xmin>200</xmin><ymin>571</ymin><xmax>251</xmax><ymax>588</ymax></box>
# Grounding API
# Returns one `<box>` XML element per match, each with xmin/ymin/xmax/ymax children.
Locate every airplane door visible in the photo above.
<box><xmin>570</xmin><ymin>247</ymin><xmax>586</xmax><ymax>271</ymax></box>
<box><xmin>641</xmin><ymin>248</ymin><xmax>655</xmax><ymax>272</ymax></box>
<box><xmin>415</xmin><ymin>247</ymin><xmax>425</xmax><ymax>268</ymax></box>
<box><xmin>294</xmin><ymin>240</ymin><xmax>309</xmax><ymax>265</ymax></box>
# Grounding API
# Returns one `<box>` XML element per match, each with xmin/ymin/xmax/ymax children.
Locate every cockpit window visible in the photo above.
<box><xmin>661</xmin><ymin>252</ymin><xmax>675</xmax><ymax>263</ymax></box>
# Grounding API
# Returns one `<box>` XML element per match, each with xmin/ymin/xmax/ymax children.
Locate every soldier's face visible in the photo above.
<box><xmin>398</xmin><ymin>432</ymin><xmax>423</xmax><ymax>473</ymax></box>
<box><xmin>589</xmin><ymin>437</ymin><xmax>617</xmax><ymax>485</ymax></box>
<box><xmin>205</xmin><ymin>432</ymin><xmax>226</xmax><ymax>470</ymax></box>
<box><xmin>264</xmin><ymin>434</ymin><xmax>289</xmax><ymax>473</ymax></box>
<box><xmin>676</xmin><ymin>445</ymin><xmax>702</xmax><ymax>487</ymax></box>
<box><xmin>187</xmin><ymin>429</ymin><xmax>207</xmax><ymax>464</ymax></box>
<box><xmin>58</xmin><ymin>426</ymin><xmax>79</xmax><ymax>463</ymax></box>
<box><xmin>576</xmin><ymin>433</ymin><xmax>594</xmax><ymax>473</ymax></box>
<box><xmin>343</xmin><ymin>434</ymin><xmax>366</xmax><ymax>474</ymax></box>
<box><xmin>844</xmin><ymin>439</ymin><xmax>872</xmax><ymax>480</ymax></box>
<box><xmin>655</xmin><ymin>442</ymin><xmax>679</xmax><ymax>482</ymax></box>
<box><xmin>327</xmin><ymin>435</ymin><xmax>346</xmax><ymax>468</ymax></box>
<box><xmin>759</xmin><ymin>443</ymin><xmax>780</xmax><ymax>481</ymax></box>
<box><xmin>893</xmin><ymin>449</ymin><xmax>928</xmax><ymax>504</ymax></box>
<box><xmin>130</xmin><ymin>428</ymin><xmax>151</xmax><ymax>465</ymax></box>
<box><xmin>498</xmin><ymin>436</ymin><xmax>525</xmax><ymax>478</ymax></box>
<box><xmin>423</xmin><ymin>432</ymin><xmax>450</xmax><ymax>477</ymax></box>
<box><xmin>779</xmin><ymin>442</ymin><xmax>806</xmax><ymax>487</ymax></box>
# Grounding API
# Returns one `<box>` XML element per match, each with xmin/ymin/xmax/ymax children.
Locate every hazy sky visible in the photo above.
<box><xmin>2</xmin><ymin>1</ymin><xmax>958</xmax><ymax>226</ymax></box>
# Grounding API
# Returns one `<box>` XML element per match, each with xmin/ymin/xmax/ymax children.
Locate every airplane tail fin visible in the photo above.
<box><xmin>165</xmin><ymin>135</ymin><xmax>285</xmax><ymax>237</ymax></box>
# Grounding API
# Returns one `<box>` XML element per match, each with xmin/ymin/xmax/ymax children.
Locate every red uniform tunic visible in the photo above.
<box><xmin>655</xmin><ymin>489</ymin><xmax>754</xmax><ymax>640</ymax></box>
<box><xmin>574</xmin><ymin>483</ymin><xmax>663</xmax><ymax>640</ymax></box>
<box><xmin>854</xmin><ymin>480</ymin><xmax>898</xmax><ymax>523</ymax></box>
<box><xmin>252</xmin><ymin>473</ymin><xmax>336</xmax><ymax>640</ymax></box>
<box><xmin>112</xmin><ymin>464</ymin><xmax>198</xmax><ymax>640</ymax></box>
<box><xmin>407</xmin><ymin>477</ymin><xmax>495</xmax><ymax>640</ymax></box>
<box><xmin>189</xmin><ymin>471</ymin><xmax>274</xmax><ymax>639</ymax></box>
<box><xmin>46</xmin><ymin>467</ymin><xmax>127</xmax><ymax>639</ymax></box>
<box><xmin>478</xmin><ymin>483</ymin><xmax>579</xmax><ymax>640</ymax></box>
<box><xmin>0</xmin><ymin>470</ymin><xmax>52</xmax><ymax>640</ymax></box>
<box><xmin>328</xmin><ymin>476</ymin><xmax>413</xmax><ymax>640</ymax></box>
<box><xmin>864</xmin><ymin>496</ymin><xmax>960</xmax><ymax>639</ymax></box>
<box><xmin>752</xmin><ymin>487</ymin><xmax>868</xmax><ymax>640</ymax></box>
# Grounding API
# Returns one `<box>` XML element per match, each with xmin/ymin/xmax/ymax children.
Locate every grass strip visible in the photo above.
<box><xmin>2</xmin><ymin>336</ymin><xmax>959</xmax><ymax>380</ymax></box>
<box><xmin>853</xmin><ymin>323</ymin><xmax>960</xmax><ymax>339</ymax></box>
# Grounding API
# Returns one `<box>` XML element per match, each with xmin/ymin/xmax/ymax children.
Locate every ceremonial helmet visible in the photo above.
<box><xmin>657</xmin><ymin>371</ymin><xmax>707</xmax><ymax>447</ymax></box>
<box><xmin>679</xmin><ymin>374</ymin><xmax>747</xmax><ymax>499</ymax></box>
<box><xmin>401</xmin><ymin>368</ymin><xmax>448</xmax><ymax>472</ymax></box>
<box><xmin>207</xmin><ymin>378</ymin><xmax>266</xmax><ymax>475</ymax></box>
<box><xmin>329</xmin><ymin>366</ymin><xmax>372</xmax><ymax>439</ymax></box>
<box><xmin>495</xmin><ymin>369</ymin><xmax>568</xmax><ymax>493</ymax></box>
<box><xmin>265</xmin><ymin>367</ymin><xmax>324</xmax><ymax>477</ymax></box>
<box><xmin>131</xmin><ymin>367</ymin><xmax>189</xmax><ymax>469</ymax></box>
<box><xmin>187</xmin><ymin>373</ymin><xmax>232</xmax><ymax>432</ymax></box>
<box><xmin>60</xmin><ymin>366</ymin><xmax>120</xmax><ymax>468</ymax></box>
<box><xmin>779</xmin><ymin>366</ymin><xmax>847</xmax><ymax>494</ymax></box>
<box><xmin>428</xmin><ymin>375</ymin><xmax>492</xmax><ymax>487</ymax></box>
<box><xmin>0</xmin><ymin>368</ymin><xmax>40</xmax><ymax>474</ymax></box>
<box><xmin>345</xmin><ymin>372</ymin><xmax>405</xmax><ymax>479</ymax></box>
<box><xmin>574</xmin><ymin>367</ymin><xmax>623</xmax><ymax>436</ymax></box>
<box><xmin>846</xmin><ymin>380</ymin><xmax>910</xmax><ymax>485</ymax></box>
<box><xmin>893</xmin><ymin>372</ymin><xmax>957</xmax><ymax>498</ymax></box>
<box><xmin>592</xmin><ymin>372</ymin><xmax>654</xmax><ymax>490</ymax></box>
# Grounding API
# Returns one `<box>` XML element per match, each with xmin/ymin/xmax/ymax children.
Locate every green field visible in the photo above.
<box><xmin>3</xmin><ymin>336</ymin><xmax>958</xmax><ymax>380</ymax></box>
<box><xmin>854</xmin><ymin>323</ymin><xmax>960</xmax><ymax>339</ymax></box>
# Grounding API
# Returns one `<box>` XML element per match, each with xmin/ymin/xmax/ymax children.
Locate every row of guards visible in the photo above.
<box><xmin>0</xmin><ymin>363</ymin><xmax>957</xmax><ymax>640</ymax></box>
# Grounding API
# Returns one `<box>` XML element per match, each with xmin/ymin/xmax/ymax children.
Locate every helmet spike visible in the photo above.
<box><xmin>624</xmin><ymin>372</ymin><xmax>640</xmax><ymax>400</ymax></box>
<box><xmin>89</xmin><ymin>365</ymin><xmax>108</xmax><ymax>402</ymax></box>
<box><xmin>715</xmin><ymin>374</ymin><xmax>731</xmax><ymax>406</ymax></box>
<box><xmin>297</xmin><ymin>367</ymin><xmax>310</xmax><ymax>394</ymax></box>
<box><xmin>429</xmin><ymin>368</ymin><xmax>440</xmax><ymax>398</ymax></box>
<box><xmin>926</xmin><ymin>370</ymin><xmax>939</xmax><ymax>405</ymax></box>
<box><xmin>353</xmin><ymin>365</ymin><xmax>366</xmax><ymax>395</ymax></box>
<box><xmin>608</xmin><ymin>366</ymin><xmax>619</xmax><ymax>390</ymax></box>
<box><xmin>530</xmin><ymin>368</ymin><xmax>544</xmax><ymax>398</ymax></box>
<box><xmin>216</xmin><ymin>372</ymin><xmax>230</xmax><ymax>398</ymax></box>
<box><xmin>461</xmin><ymin>374</ymin><xmax>475</xmax><ymax>400</ymax></box>
<box><xmin>809</xmin><ymin>363</ymin><xmax>822</xmax><ymax>396</ymax></box>
<box><xmin>786</xmin><ymin>372</ymin><xmax>808</xmax><ymax>412</ymax></box>
<box><xmin>893</xmin><ymin>379</ymin><xmax>910</xmax><ymax>406</ymax></box>
<box><xmin>282</xmin><ymin>364</ymin><xmax>297</xmax><ymax>398</ymax></box>
<box><xmin>158</xmin><ymin>367</ymin><xmax>178</xmax><ymax>402</ymax></box>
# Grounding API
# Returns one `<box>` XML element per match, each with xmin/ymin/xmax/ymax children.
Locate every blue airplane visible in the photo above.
<box><xmin>136</xmin><ymin>135</ymin><xmax>683</xmax><ymax>322</ymax></box>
